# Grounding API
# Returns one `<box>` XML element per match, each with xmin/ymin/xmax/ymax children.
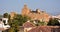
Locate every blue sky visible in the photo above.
<box><xmin>0</xmin><ymin>0</ymin><xmax>60</xmax><ymax>15</ymax></box>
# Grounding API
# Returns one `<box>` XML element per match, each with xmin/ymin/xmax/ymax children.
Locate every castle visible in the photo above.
<box><xmin>22</xmin><ymin>4</ymin><xmax>51</xmax><ymax>22</ymax></box>
<box><xmin>10</xmin><ymin>4</ymin><xmax>51</xmax><ymax>22</ymax></box>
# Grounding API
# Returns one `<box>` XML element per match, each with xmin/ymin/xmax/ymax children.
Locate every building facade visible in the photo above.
<box><xmin>0</xmin><ymin>18</ymin><xmax>10</xmax><ymax>32</ymax></box>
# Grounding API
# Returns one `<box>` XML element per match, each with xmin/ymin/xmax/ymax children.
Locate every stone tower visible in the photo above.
<box><xmin>10</xmin><ymin>12</ymin><xmax>16</xmax><ymax>19</ymax></box>
<box><xmin>21</xmin><ymin>4</ymin><xmax>51</xmax><ymax>22</ymax></box>
<box><xmin>22</xmin><ymin>4</ymin><xmax>30</xmax><ymax>15</ymax></box>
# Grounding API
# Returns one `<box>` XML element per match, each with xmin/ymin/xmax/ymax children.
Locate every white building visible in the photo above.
<box><xmin>0</xmin><ymin>18</ymin><xmax>10</xmax><ymax>32</ymax></box>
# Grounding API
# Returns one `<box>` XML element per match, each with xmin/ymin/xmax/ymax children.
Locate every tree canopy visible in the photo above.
<box><xmin>47</xmin><ymin>18</ymin><xmax>60</xmax><ymax>26</ymax></box>
<box><xmin>8</xmin><ymin>14</ymin><xmax>31</xmax><ymax>32</ymax></box>
<box><xmin>3</xmin><ymin>13</ymin><xmax>9</xmax><ymax>18</ymax></box>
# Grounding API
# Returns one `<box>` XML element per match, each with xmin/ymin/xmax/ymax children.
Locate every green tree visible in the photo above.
<box><xmin>3</xmin><ymin>13</ymin><xmax>9</xmax><ymax>18</ymax></box>
<box><xmin>38</xmin><ymin>21</ymin><xmax>46</xmax><ymax>26</ymax></box>
<box><xmin>47</xmin><ymin>18</ymin><xmax>60</xmax><ymax>26</ymax></box>
<box><xmin>31</xmin><ymin>20</ymin><xmax>46</xmax><ymax>26</ymax></box>
<box><xmin>8</xmin><ymin>27</ymin><xmax>15</xmax><ymax>32</ymax></box>
<box><xmin>13</xmin><ymin>14</ymin><xmax>30</xmax><ymax>26</ymax></box>
<box><xmin>8</xmin><ymin>14</ymin><xmax>20</xmax><ymax>32</ymax></box>
<box><xmin>8</xmin><ymin>14</ymin><xmax>31</xmax><ymax>32</ymax></box>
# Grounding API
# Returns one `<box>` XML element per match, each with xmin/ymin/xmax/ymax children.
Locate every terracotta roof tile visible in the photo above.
<box><xmin>0</xmin><ymin>28</ymin><xmax>5</xmax><ymax>31</ymax></box>
<box><xmin>28</xmin><ymin>26</ymin><xmax>60</xmax><ymax>32</ymax></box>
<box><xmin>28</xmin><ymin>26</ymin><xmax>51</xmax><ymax>32</ymax></box>
<box><xmin>23</xmin><ymin>22</ymin><xmax>36</xmax><ymax>28</ymax></box>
